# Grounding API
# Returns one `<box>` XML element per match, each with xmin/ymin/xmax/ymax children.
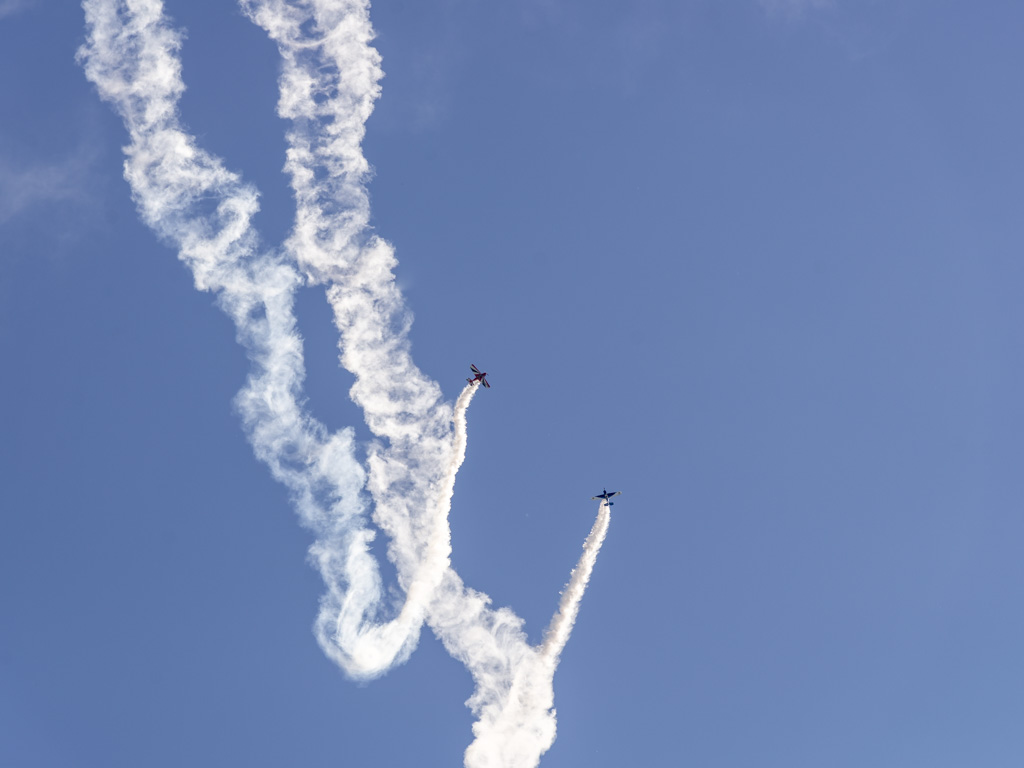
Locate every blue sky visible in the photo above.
<box><xmin>3</xmin><ymin>1</ymin><xmax>1024</xmax><ymax>766</ymax></box>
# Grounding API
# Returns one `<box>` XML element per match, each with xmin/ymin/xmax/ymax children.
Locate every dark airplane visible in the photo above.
<box><xmin>467</xmin><ymin>364</ymin><xmax>490</xmax><ymax>388</ymax></box>
<box><xmin>592</xmin><ymin>489</ymin><xmax>621</xmax><ymax>505</ymax></box>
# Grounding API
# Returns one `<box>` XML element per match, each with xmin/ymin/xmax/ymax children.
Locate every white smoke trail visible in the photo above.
<box><xmin>540</xmin><ymin>502</ymin><xmax>612</xmax><ymax>665</ymax></box>
<box><xmin>79</xmin><ymin>1</ymin><xmax>611</xmax><ymax>764</ymax></box>
<box><xmin>439</xmin><ymin>503</ymin><xmax>612</xmax><ymax>768</ymax></box>
<box><xmin>78</xmin><ymin>0</ymin><xmax>432</xmax><ymax>681</ymax></box>
<box><xmin>239</xmin><ymin>0</ymin><xmax>469</xmax><ymax>677</ymax></box>
<box><xmin>370</xmin><ymin>382</ymin><xmax>478</xmax><ymax>646</ymax></box>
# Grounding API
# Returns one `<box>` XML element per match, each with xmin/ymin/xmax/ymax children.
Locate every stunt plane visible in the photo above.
<box><xmin>467</xmin><ymin>364</ymin><xmax>490</xmax><ymax>388</ymax></box>
<box><xmin>592</xmin><ymin>489</ymin><xmax>621</xmax><ymax>506</ymax></box>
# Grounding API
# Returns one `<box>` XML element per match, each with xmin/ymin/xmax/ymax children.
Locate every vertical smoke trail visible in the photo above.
<box><xmin>80</xmin><ymin>1</ymin><xmax>612</xmax><ymax>765</ymax></box>
<box><xmin>539</xmin><ymin>502</ymin><xmax>612</xmax><ymax>666</ymax></box>
<box><xmin>387</xmin><ymin>382</ymin><xmax>478</xmax><ymax>632</ymax></box>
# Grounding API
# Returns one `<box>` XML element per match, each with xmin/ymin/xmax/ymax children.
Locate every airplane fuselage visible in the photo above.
<box><xmin>467</xmin><ymin>364</ymin><xmax>490</xmax><ymax>388</ymax></box>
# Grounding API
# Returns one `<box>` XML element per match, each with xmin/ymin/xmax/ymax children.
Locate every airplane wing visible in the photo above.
<box><xmin>481</xmin><ymin>378</ymin><xmax>490</xmax><ymax>388</ymax></box>
<box><xmin>470</xmin><ymin>364</ymin><xmax>481</xmax><ymax>374</ymax></box>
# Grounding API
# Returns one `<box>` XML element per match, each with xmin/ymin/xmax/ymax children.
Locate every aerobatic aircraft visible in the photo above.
<box><xmin>592</xmin><ymin>489</ymin><xmax>621</xmax><ymax>505</ymax></box>
<box><xmin>467</xmin><ymin>364</ymin><xmax>490</xmax><ymax>388</ymax></box>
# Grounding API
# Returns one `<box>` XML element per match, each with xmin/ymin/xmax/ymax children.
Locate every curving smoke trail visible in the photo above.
<box><xmin>79</xmin><ymin>1</ymin><xmax>610</xmax><ymax>765</ymax></box>
<box><xmin>241</xmin><ymin>0</ymin><xmax>466</xmax><ymax>678</ymax></box>
<box><xmin>79</xmin><ymin>0</ymin><xmax>413</xmax><ymax>681</ymax></box>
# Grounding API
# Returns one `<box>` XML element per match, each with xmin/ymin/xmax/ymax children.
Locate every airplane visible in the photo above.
<box><xmin>592</xmin><ymin>488</ymin><xmax>621</xmax><ymax>505</ymax></box>
<box><xmin>467</xmin><ymin>364</ymin><xmax>490</xmax><ymax>388</ymax></box>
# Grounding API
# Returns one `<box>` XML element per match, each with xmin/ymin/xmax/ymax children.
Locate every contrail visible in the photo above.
<box><xmin>79</xmin><ymin>1</ymin><xmax>610</xmax><ymax>764</ymax></box>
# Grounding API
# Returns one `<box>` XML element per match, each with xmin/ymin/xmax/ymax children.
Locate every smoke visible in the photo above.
<box><xmin>79</xmin><ymin>1</ymin><xmax>610</xmax><ymax>764</ymax></box>
<box><xmin>449</xmin><ymin>503</ymin><xmax>612</xmax><ymax>768</ymax></box>
<box><xmin>541</xmin><ymin>502</ymin><xmax>612</xmax><ymax>664</ymax></box>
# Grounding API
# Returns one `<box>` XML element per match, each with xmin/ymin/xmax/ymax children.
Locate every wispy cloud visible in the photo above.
<box><xmin>0</xmin><ymin>147</ymin><xmax>96</xmax><ymax>225</ymax></box>
<box><xmin>0</xmin><ymin>0</ymin><xmax>33</xmax><ymax>22</ymax></box>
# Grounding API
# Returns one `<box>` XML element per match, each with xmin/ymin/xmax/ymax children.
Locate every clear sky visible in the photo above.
<box><xmin>3</xmin><ymin>1</ymin><xmax>1024</xmax><ymax>766</ymax></box>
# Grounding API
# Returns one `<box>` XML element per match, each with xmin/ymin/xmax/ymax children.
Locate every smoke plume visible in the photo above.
<box><xmin>79</xmin><ymin>1</ymin><xmax>610</xmax><ymax>764</ymax></box>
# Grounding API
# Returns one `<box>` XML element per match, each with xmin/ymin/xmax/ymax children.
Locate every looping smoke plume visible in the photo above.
<box><xmin>79</xmin><ymin>1</ymin><xmax>610</xmax><ymax>765</ymax></box>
